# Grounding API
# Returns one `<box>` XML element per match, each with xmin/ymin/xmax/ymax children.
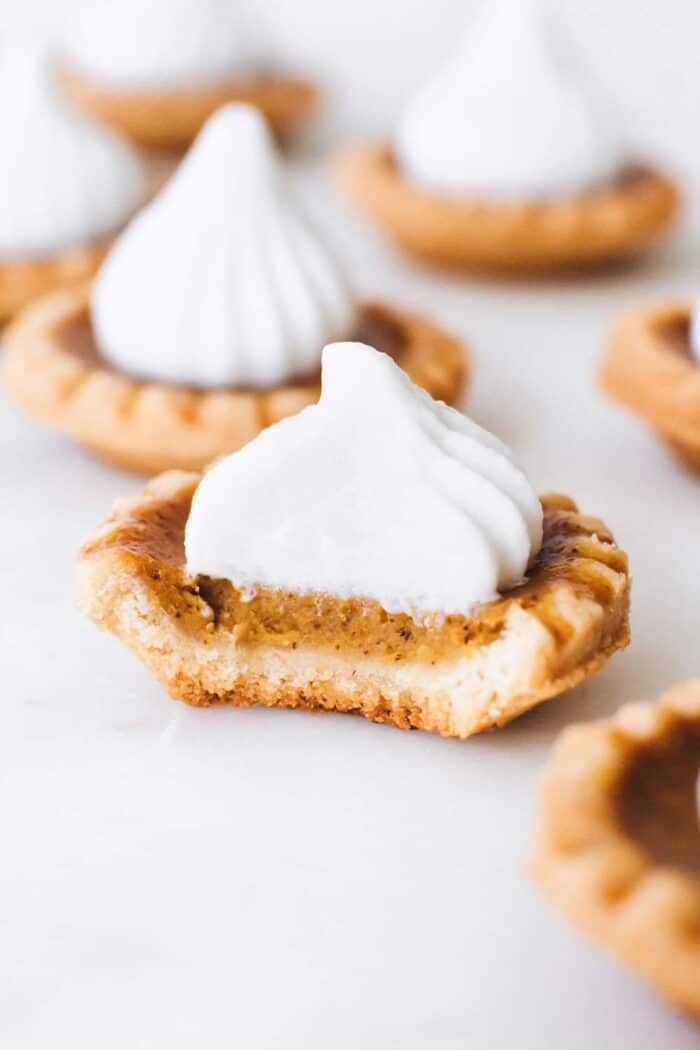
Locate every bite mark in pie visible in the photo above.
<box><xmin>77</xmin><ymin>474</ymin><xmax>630</xmax><ymax>738</ymax></box>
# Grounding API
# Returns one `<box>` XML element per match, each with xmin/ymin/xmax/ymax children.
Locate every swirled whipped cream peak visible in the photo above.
<box><xmin>186</xmin><ymin>342</ymin><xmax>543</xmax><ymax>618</ymax></box>
<box><xmin>0</xmin><ymin>44</ymin><xmax>145</xmax><ymax>260</ymax></box>
<box><xmin>64</xmin><ymin>0</ymin><xmax>258</xmax><ymax>89</ymax></box>
<box><xmin>395</xmin><ymin>0</ymin><xmax>625</xmax><ymax>200</ymax></box>
<box><xmin>92</xmin><ymin>104</ymin><xmax>355</xmax><ymax>389</ymax></box>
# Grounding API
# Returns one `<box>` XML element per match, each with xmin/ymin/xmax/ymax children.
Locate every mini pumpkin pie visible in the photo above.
<box><xmin>338</xmin><ymin>0</ymin><xmax>678</xmax><ymax>273</ymax></box>
<box><xmin>531</xmin><ymin>681</ymin><xmax>700</xmax><ymax>1021</ymax></box>
<box><xmin>77</xmin><ymin>341</ymin><xmax>630</xmax><ymax>738</ymax></box>
<box><xmin>0</xmin><ymin>45</ymin><xmax>147</xmax><ymax>324</ymax></box>
<box><xmin>59</xmin><ymin>0</ymin><xmax>317</xmax><ymax>150</ymax></box>
<box><xmin>2</xmin><ymin>104</ymin><xmax>466</xmax><ymax>475</ymax></box>
<box><xmin>600</xmin><ymin>301</ymin><xmax>700</xmax><ymax>473</ymax></box>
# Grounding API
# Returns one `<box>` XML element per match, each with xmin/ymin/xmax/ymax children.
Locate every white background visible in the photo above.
<box><xmin>2</xmin><ymin>2</ymin><xmax>700</xmax><ymax>1048</ymax></box>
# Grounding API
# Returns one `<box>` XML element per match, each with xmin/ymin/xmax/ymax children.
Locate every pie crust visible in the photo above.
<box><xmin>77</xmin><ymin>477</ymin><xmax>630</xmax><ymax>738</ymax></box>
<box><xmin>338</xmin><ymin>145</ymin><xmax>679</xmax><ymax>273</ymax></box>
<box><xmin>531</xmin><ymin>681</ymin><xmax>700</xmax><ymax>1020</ymax></box>
<box><xmin>60</xmin><ymin>67</ymin><xmax>319</xmax><ymax>150</ymax></box>
<box><xmin>1</xmin><ymin>282</ymin><xmax>468</xmax><ymax>474</ymax></box>
<box><xmin>600</xmin><ymin>302</ymin><xmax>700</xmax><ymax>472</ymax></box>
<box><xmin>0</xmin><ymin>240</ymin><xmax>109</xmax><ymax>325</ymax></box>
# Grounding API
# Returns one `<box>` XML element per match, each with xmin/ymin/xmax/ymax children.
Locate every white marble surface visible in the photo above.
<box><xmin>2</xmin><ymin>161</ymin><xmax>700</xmax><ymax>1049</ymax></box>
<box><xmin>3</xmin><ymin>0</ymin><xmax>700</xmax><ymax>1045</ymax></box>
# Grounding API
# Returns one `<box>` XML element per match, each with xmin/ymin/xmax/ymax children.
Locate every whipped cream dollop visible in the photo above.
<box><xmin>93</xmin><ymin>104</ymin><xmax>354</xmax><ymax>389</ymax></box>
<box><xmin>64</xmin><ymin>0</ymin><xmax>258</xmax><ymax>89</ymax></box>
<box><xmin>395</xmin><ymin>0</ymin><xmax>625</xmax><ymax>200</ymax></box>
<box><xmin>0</xmin><ymin>46</ymin><xmax>145</xmax><ymax>260</ymax></box>
<box><xmin>186</xmin><ymin>343</ymin><xmax>543</xmax><ymax>618</ymax></box>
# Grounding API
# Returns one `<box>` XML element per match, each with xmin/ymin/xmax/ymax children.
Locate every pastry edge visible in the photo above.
<box><xmin>600</xmin><ymin>302</ymin><xmax>700</xmax><ymax>472</ymax></box>
<box><xmin>2</xmin><ymin>284</ymin><xmax>467</xmax><ymax>474</ymax></box>
<box><xmin>530</xmin><ymin>681</ymin><xmax>700</xmax><ymax>1020</ymax></box>
<box><xmin>60</xmin><ymin>67</ymin><xmax>319</xmax><ymax>150</ymax></box>
<box><xmin>338</xmin><ymin>144</ymin><xmax>679</xmax><ymax>272</ymax></box>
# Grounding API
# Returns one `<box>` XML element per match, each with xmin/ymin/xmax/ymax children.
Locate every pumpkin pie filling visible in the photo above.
<box><xmin>618</xmin><ymin>723</ymin><xmax>700</xmax><ymax>876</ymax></box>
<box><xmin>78</xmin><ymin>472</ymin><xmax>630</xmax><ymax>729</ymax></box>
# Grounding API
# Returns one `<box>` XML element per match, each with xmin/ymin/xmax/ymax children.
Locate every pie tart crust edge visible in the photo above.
<box><xmin>338</xmin><ymin>144</ymin><xmax>679</xmax><ymax>272</ymax></box>
<box><xmin>601</xmin><ymin>302</ymin><xmax>700</xmax><ymax>473</ymax></box>
<box><xmin>2</xmin><ymin>282</ymin><xmax>467</xmax><ymax>474</ymax></box>
<box><xmin>60</xmin><ymin>67</ymin><xmax>319</xmax><ymax>150</ymax></box>
<box><xmin>76</xmin><ymin>473</ymin><xmax>630</xmax><ymax>739</ymax></box>
<box><xmin>0</xmin><ymin>240</ymin><xmax>109</xmax><ymax>324</ymax></box>
<box><xmin>531</xmin><ymin>681</ymin><xmax>700</xmax><ymax>1020</ymax></box>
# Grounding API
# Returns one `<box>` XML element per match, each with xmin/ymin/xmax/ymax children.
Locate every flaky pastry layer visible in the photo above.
<box><xmin>531</xmin><ymin>681</ymin><xmax>700</xmax><ymax>1020</ymax></box>
<box><xmin>601</xmin><ymin>302</ymin><xmax>700</xmax><ymax>472</ymax></box>
<box><xmin>338</xmin><ymin>145</ymin><xmax>679</xmax><ymax>273</ymax></box>
<box><xmin>60</xmin><ymin>68</ymin><xmax>318</xmax><ymax>150</ymax></box>
<box><xmin>2</xmin><ymin>283</ymin><xmax>466</xmax><ymax>474</ymax></box>
<box><xmin>77</xmin><ymin>472</ymin><xmax>630</xmax><ymax>738</ymax></box>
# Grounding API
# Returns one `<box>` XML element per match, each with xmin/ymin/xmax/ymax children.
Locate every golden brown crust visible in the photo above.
<box><xmin>76</xmin><ymin>472</ymin><xmax>630</xmax><ymax>738</ymax></box>
<box><xmin>337</xmin><ymin>144</ymin><xmax>679</xmax><ymax>273</ymax></box>
<box><xmin>0</xmin><ymin>240</ymin><xmax>109</xmax><ymax>325</ymax></box>
<box><xmin>60</xmin><ymin>67</ymin><xmax>319</xmax><ymax>150</ymax></box>
<box><xmin>600</xmin><ymin>302</ymin><xmax>700</xmax><ymax>472</ymax></box>
<box><xmin>531</xmin><ymin>682</ymin><xmax>700</xmax><ymax>1021</ymax></box>
<box><xmin>1</xmin><ymin>283</ymin><xmax>467</xmax><ymax>474</ymax></box>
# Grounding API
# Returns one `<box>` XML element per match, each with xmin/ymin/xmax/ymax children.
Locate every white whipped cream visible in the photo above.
<box><xmin>92</xmin><ymin>104</ymin><xmax>354</xmax><ymax>390</ymax></box>
<box><xmin>186</xmin><ymin>342</ymin><xmax>543</xmax><ymax>618</ymax></box>
<box><xmin>395</xmin><ymin>0</ymin><xmax>624</xmax><ymax>200</ymax></box>
<box><xmin>0</xmin><ymin>46</ymin><xmax>145</xmax><ymax>260</ymax></box>
<box><xmin>64</xmin><ymin>0</ymin><xmax>258</xmax><ymax>89</ymax></box>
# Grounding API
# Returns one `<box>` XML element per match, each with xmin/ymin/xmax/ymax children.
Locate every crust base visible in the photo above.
<box><xmin>0</xmin><ymin>241</ymin><xmax>108</xmax><ymax>325</ymax></box>
<box><xmin>531</xmin><ymin>682</ymin><xmax>700</xmax><ymax>1020</ymax></box>
<box><xmin>1</xmin><ymin>284</ymin><xmax>467</xmax><ymax>474</ymax></box>
<box><xmin>600</xmin><ymin>302</ymin><xmax>700</xmax><ymax>473</ymax></box>
<box><xmin>60</xmin><ymin>68</ymin><xmax>318</xmax><ymax>150</ymax></box>
<box><xmin>77</xmin><ymin>473</ymin><xmax>630</xmax><ymax>739</ymax></box>
<box><xmin>338</xmin><ymin>145</ymin><xmax>679</xmax><ymax>273</ymax></box>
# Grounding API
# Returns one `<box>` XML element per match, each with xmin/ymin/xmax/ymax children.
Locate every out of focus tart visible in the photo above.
<box><xmin>601</xmin><ymin>302</ymin><xmax>700</xmax><ymax>473</ymax></box>
<box><xmin>532</xmin><ymin>681</ymin><xmax>700</xmax><ymax>1021</ymax></box>
<box><xmin>61</xmin><ymin>0</ymin><xmax>317</xmax><ymax>149</ymax></box>
<box><xmin>2</xmin><ymin>106</ymin><xmax>465</xmax><ymax>473</ymax></box>
<box><xmin>339</xmin><ymin>0</ymin><xmax>677</xmax><ymax>273</ymax></box>
<box><xmin>0</xmin><ymin>46</ymin><xmax>145</xmax><ymax>322</ymax></box>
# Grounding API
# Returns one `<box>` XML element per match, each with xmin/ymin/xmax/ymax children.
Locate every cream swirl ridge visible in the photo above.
<box><xmin>92</xmin><ymin>104</ymin><xmax>355</xmax><ymax>389</ymax></box>
<box><xmin>395</xmin><ymin>0</ymin><xmax>624</xmax><ymax>200</ymax></box>
<box><xmin>0</xmin><ymin>45</ymin><xmax>145</xmax><ymax>260</ymax></box>
<box><xmin>185</xmin><ymin>342</ymin><xmax>543</xmax><ymax>617</ymax></box>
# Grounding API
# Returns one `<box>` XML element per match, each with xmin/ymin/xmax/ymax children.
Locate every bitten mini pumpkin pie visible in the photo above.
<box><xmin>0</xmin><ymin>46</ymin><xmax>146</xmax><ymax>323</ymax></box>
<box><xmin>531</xmin><ymin>681</ymin><xmax>700</xmax><ymax>1021</ymax></box>
<box><xmin>338</xmin><ymin>0</ymin><xmax>678</xmax><ymax>273</ymax></box>
<box><xmin>2</xmin><ymin>104</ymin><xmax>466</xmax><ymax>474</ymax></box>
<box><xmin>59</xmin><ymin>0</ymin><xmax>317</xmax><ymax>150</ymax></box>
<box><xmin>77</xmin><ymin>342</ymin><xmax>630</xmax><ymax>738</ymax></box>
<box><xmin>601</xmin><ymin>300</ymin><xmax>700</xmax><ymax>473</ymax></box>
